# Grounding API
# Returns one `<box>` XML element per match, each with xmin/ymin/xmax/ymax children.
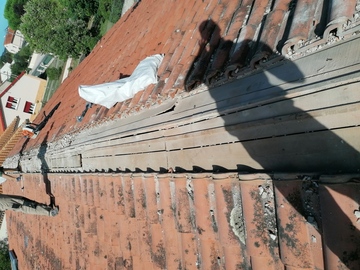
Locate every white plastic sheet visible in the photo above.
<box><xmin>0</xmin><ymin>177</ymin><xmax>6</xmax><ymax>185</ymax></box>
<box><xmin>79</xmin><ymin>54</ymin><xmax>164</xmax><ymax>109</ymax></box>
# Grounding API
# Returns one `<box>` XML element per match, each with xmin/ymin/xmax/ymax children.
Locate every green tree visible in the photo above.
<box><xmin>59</xmin><ymin>0</ymin><xmax>99</xmax><ymax>19</ymax></box>
<box><xmin>98</xmin><ymin>0</ymin><xmax>112</xmax><ymax>21</ymax></box>
<box><xmin>20</xmin><ymin>0</ymin><xmax>92</xmax><ymax>58</ymax></box>
<box><xmin>0</xmin><ymin>239</ymin><xmax>11</xmax><ymax>270</ymax></box>
<box><xmin>10</xmin><ymin>60</ymin><xmax>27</xmax><ymax>75</ymax></box>
<box><xmin>0</xmin><ymin>51</ymin><xmax>13</xmax><ymax>64</ymax></box>
<box><xmin>98</xmin><ymin>0</ymin><xmax>124</xmax><ymax>23</ymax></box>
<box><xmin>4</xmin><ymin>0</ymin><xmax>28</xmax><ymax>29</ymax></box>
<box><xmin>14</xmin><ymin>44</ymin><xmax>32</xmax><ymax>64</ymax></box>
<box><xmin>10</xmin><ymin>45</ymin><xmax>33</xmax><ymax>77</ymax></box>
<box><xmin>46</xmin><ymin>67</ymin><xmax>62</xmax><ymax>80</ymax></box>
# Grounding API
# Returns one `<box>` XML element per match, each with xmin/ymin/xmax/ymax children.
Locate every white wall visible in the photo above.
<box><xmin>12</xmin><ymin>30</ymin><xmax>24</xmax><ymax>48</ymax></box>
<box><xmin>0</xmin><ymin>63</ymin><xmax>12</xmax><ymax>82</ymax></box>
<box><xmin>0</xmin><ymin>216</ymin><xmax>7</xmax><ymax>240</ymax></box>
<box><xmin>4</xmin><ymin>44</ymin><xmax>19</xmax><ymax>54</ymax></box>
<box><xmin>28</xmin><ymin>52</ymin><xmax>45</xmax><ymax>70</ymax></box>
<box><xmin>1</xmin><ymin>74</ymin><xmax>46</xmax><ymax>126</ymax></box>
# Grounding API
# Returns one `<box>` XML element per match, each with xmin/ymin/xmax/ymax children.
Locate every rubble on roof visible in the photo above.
<box><xmin>3</xmin><ymin>0</ymin><xmax>360</xmax><ymax>269</ymax></box>
<box><xmin>7</xmin><ymin>0</ymin><xmax>360</xmax><ymax>158</ymax></box>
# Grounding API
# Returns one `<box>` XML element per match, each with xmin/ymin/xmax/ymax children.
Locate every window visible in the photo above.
<box><xmin>6</xmin><ymin>96</ymin><xmax>19</xmax><ymax>110</ymax></box>
<box><xmin>24</xmin><ymin>101</ymin><xmax>36</xmax><ymax>114</ymax></box>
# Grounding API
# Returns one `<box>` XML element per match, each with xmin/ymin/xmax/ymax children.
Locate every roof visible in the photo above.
<box><xmin>0</xmin><ymin>72</ymin><xmax>26</xmax><ymax>99</ymax></box>
<box><xmin>3</xmin><ymin>0</ymin><xmax>360</xmax><ymax>269</ymax></box>
<box><xmin>3</xmin><ymin>172</ymin><xmax>360</xmax><ymax>269</ymax></box>
<box><xmin>3</xmin><ymin>28</ymin><xmax>15</xmax><ymax>46</ymax></box>
<box><xmin>8</xmin><ymin>0</ymin><xmax>360</xmax><ymax>155</ymax></box>
<box><xmin>0</xmin><ymin>116</ymin><xmax>22</xmax><ymax>228</ymax></box>
<box><xmin>0</xmin><ymin>116</ymin><xmax>20</xmax><ymax>158</ymax></box>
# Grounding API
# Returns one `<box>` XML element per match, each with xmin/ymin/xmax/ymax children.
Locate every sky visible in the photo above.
<box><xmin>0</xmin><ymin>0</ymin><xmax>7</xmax><ymax>54</ymax></box>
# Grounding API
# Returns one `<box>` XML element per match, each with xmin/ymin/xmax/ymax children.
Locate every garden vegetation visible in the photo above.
<box><xmin>4</xmin><ymin>0</ymin><xmax>124</xmax><ymax>59</ymax></box>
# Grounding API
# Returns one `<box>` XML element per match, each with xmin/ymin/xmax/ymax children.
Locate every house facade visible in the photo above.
<box><xmin>4</xmin><ymin>28</ymin><xmax>25</xmax><ymax>54</ymax></box>
<box><xmin>0</xmin><ymin>63</ymin><xmax>12</xmax><ymax>83</ymax></box>
<box><xmin>0</xmin><ymin>73</ymin><xmax>47</xmax><ymax>127</ymax></box>
<box><xmin>28</xmin><ymin>52</ymin><xmax>54</xmax><ymax>77</ymax></box>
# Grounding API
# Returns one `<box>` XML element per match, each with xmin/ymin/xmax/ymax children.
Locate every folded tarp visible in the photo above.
<box><xmin>79</xmin><ymin>54</ymin><xmax>164</xmax><ymax>109</ymax></box>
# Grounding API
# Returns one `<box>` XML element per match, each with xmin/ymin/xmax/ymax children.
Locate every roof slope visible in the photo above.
<box><xmin>3</xmin><ymin>0</ymin><xmax>360</xmax><ymax>269</ymax></box>
<box><xmin>0</xmin><ymin>116</ymin><xmax>19</xmax><ymax>148</ymax></box>
<box><xmin>8</xmin><ymin>0</ymin><xmax>360</xmax><ymax>155</ymax></box>
<box><xmin>3</xmin><ymin>28</ymin><xmax>15</xmax><ymax>46</ymax></box>
<box><xmin>3</xmin><ymin>172</ymin><xmax>360</xmax><ymax>269</ymax></box>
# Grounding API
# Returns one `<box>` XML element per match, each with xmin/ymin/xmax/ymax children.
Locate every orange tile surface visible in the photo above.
<box><xmin>8</xmin><ymin>0</ymin><xmax>360</xmax><ymax>157</ymax></box>
<box><xmin>3</xmin><ymin>0</ymin><xmax>360</xmax><ymax>269</ymax></box>
<box><xmin>3</xmin><ymin>173</ymin><xmax>360</xmax><ymax>269</ymax></box>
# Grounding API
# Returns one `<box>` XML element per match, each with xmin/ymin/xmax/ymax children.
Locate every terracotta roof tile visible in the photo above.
<box><xmin>6</xmin><ymin>0</ymin><xmax>360</xmax><ymax>156</ymax></box>
<box><xmin>4</xmin><ymin>172</ymin><xmax>359</xmax><ymax>269</ymax></box>
<box><xmin>3</xmin><ymin>0</ymin><xmax>360</xmax><ymax>268</ymax></box>
<box><xmin>3</xmin><ymin>28</ymin><xmax>15</xmax><ymax>46</ymax></box>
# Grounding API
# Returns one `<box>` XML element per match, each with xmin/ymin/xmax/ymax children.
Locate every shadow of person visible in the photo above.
<box><xmin>37</xmin><ymin>132</ymin><xmax>56</xmax><ymax>207</ymax></box>
<box><xmin>33</xmin><ymin>102</ymin><xmax>61</xmax><ymax>133</ymax></box>
<box><xmin>23</xmin><ymin>102</ymin><xmax>61</xmax><ymax>141</ymax></box>
<box><xmin>185</xmin><ymin>19</ymin><xmax>360</xmax><ymax>268</ymax></box>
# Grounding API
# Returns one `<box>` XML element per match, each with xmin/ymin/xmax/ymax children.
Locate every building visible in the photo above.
<box><xmin>0</xmin><ymin>116</ymin><xmax>26</xmax><ymax>246</ymax></box>
<box><xmin>28</xmin><ymin>52</ymin><xmax>54</xmax><ymax>77</ymax></box>
<box><xmin>0</xmin><ymin>63</ymin><xmax>12</xmax><ymax>83</ymax></box>
<box><xmin>0</xmin><ymin>72</ymin><xmax>47</xmax><ymax>127</ymax></box>
<box><xmin>4</xmin><ymin>28</ymin><xmax>25</xmax><ymax>55</ymax></box>
<box><xmin>2</xmin><ymin>0</ymin><xmax>360</xmax><ymax>269</ymax></box>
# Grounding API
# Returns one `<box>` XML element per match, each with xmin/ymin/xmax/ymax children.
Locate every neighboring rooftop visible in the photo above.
<box><xmin>3</xmin><ymin>28</ymin><xmax>15</xmax><ymax>47</ymax></box>
<box><xmin>2</xmin><ymin>0</ymin><xmax>360</xmax><ymax>269</ymax></box>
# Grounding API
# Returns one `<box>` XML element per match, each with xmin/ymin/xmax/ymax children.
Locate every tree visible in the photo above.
<box><xmin>0</xmin><ymin>51</ymin><xmax>13</xmax><ymax>64</ymax></box>
<box><xmin>46</xmin><ymin>67</ymin><xmax>62</xmax><ymax>80</ymax></box>
<box><xmin>98</xmin><ymin>0</ymin><xmax>124</xmax><ymax>23</ymax></box>
<box><xmin>58</xmin><ymin>0</ymin><xmax>99</xmax><ymax>19</ymax></box>
<box><xmin>0</xmin><ymin>239</ymin><xmax>11</xmax><ymax>270</ymax></box>
<box><xmin>4</xmin><ymin>0</ymin><xmax>28</xmax><ymax>29</ymax></box>
<box><xmin>10</xmin><ymin>45</ymin><xmax>33</xmax><ymax>77</ymax></box>
<box><xmin>17</xmin><ymin>44</ymin><xmax>32</xmax><ymax>60</ymax></box>
<box><xmin>10</xmin><ymin>61</ymin><xmax>27</xmax><ymax>75</ymax></box>
<box><xmin>20</xmin><ymin>0</ymin><xmax>93</xmax><ymax>58</ymax></box>
<box><xmin>98</xmin><ymin>0</ymin><xmax>112</xmax><ymax>21</ymax></box>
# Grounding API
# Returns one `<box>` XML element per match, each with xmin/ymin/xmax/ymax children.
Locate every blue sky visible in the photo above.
<box><xmin>0</xmin><ymin>0</ymin><xmax>8</xmax><ymax>54</ymax></box>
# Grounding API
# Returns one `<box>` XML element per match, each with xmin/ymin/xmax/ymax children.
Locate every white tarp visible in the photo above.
<box><xmin>0</xmin><ymin>177</ymin><xmax>6</xmax><ymax>185</ymax></box>
<box><xmin>79</xmin><ymin>54</ymin><xmax>164</xmax><ymax>109</ymax></box>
